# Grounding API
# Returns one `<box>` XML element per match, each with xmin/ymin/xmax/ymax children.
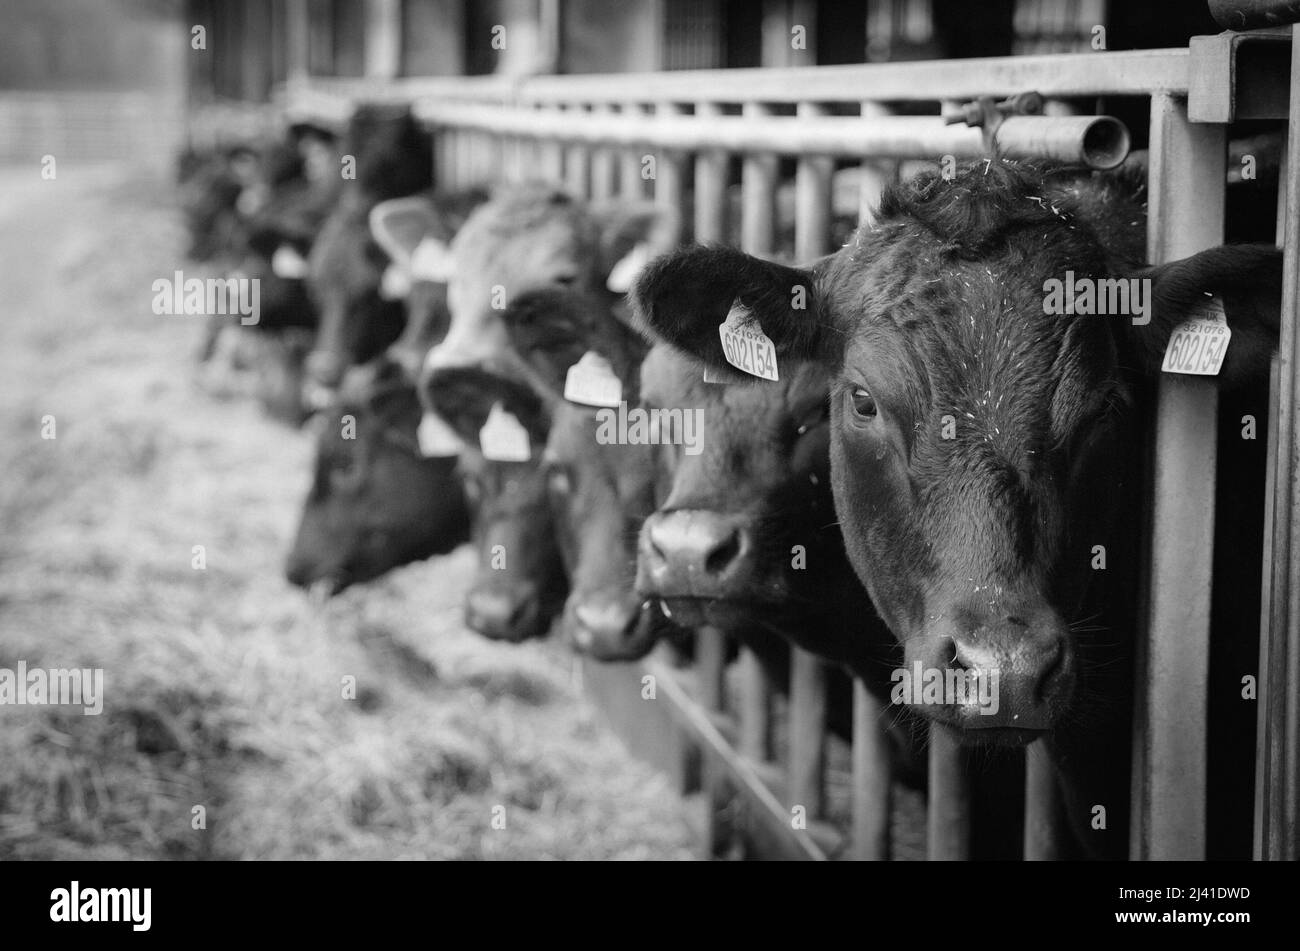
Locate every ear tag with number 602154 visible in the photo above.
<box><xmin>719</xmin><ymin>301</ymin><xmax>779</xmax><ymax>381</ymax></box>
<box><xmin>1161</xmin><ymin>295</ymin><xmax>1231</xmax><ymax>376</ymax></box>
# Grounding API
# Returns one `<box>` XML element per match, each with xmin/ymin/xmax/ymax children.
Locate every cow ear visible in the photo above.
<box><xmin>423</xmin><ymin>367</ymin><xmax>550</xmax><ymax>445</ymax></box>
<box><xmin>630</xmin><ymin>245</ymin><xmax>826</xmax><ymax>370</ymax></box>
<box><xmin>499</xmin><ymin>288</ymin><xmax>593</xmax><ymax>400</ymax></box>
<box><xmin>1129</xmin><ymin>243</ymin><xmax>1282</xmax><ymax>386</ymax></box>
<box><xmin>369</xmin><ymin>196</ymin><xmax>440</xmax><ymax>267</ymax></box>
<box><xmin>591</xmin><ymin>201</ymin><xmax>678</xmax><ymax>292</ymax></box>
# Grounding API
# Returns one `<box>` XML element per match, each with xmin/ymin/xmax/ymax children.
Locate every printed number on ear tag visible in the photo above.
<box><xmin>379</xmin><ymin>263</ymin><xmax>411</xmax><ymax>300</ymax></box>
<box><xmin>479</xmin><ymin>403</ymin><xmax>531</xmax><ymax>462</ymax></box>
<box><xmin>271</xmin><ymin>244</ymin><xmax>309</xmax><ymax>279</ymax></box>
<box><xmin>719</xmin><ymin>301</ymin><xmax>779</xmax><ymax>381</ymax></box>
<box><xmin>417</xmin><ymin>412</ymin><xmax>464</xmax><ymax>457</ymax></box>
<box><xmin>564</xmin><ymin>351</ymin><xmax>623</xmax><ymax>407</ymax></box>
<box><xmin>410</xmin><ymin>237</ymin><xmax>452</xmax><ymax>283</ymax></box>
<box><xmin>1161</xmin><ymin>295</ymin><xmax>1231</xmax><ymax>376</ymax></box>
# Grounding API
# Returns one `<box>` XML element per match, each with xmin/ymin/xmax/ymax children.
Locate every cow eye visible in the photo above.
<box><xmin>850</xmin><ymin>387</ymin><xmax>878</xmax><ymax>419</ymax></box>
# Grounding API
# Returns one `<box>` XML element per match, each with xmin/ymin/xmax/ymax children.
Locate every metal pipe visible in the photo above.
<box><xmin>414</xmin><ymin>102</ymin><xmax>1131</xmax><ymax>169</ymax></box>
<box><xmin>851</xmin><ymin>681</ymin><xmax>892</xmax><ymax>860</ymax></box>
<box><xmin>788</xmin><ymin>648</ymin><xmax>827</xmax><ymax>820</ymax></box>
<box><xmin>1129</xmin><ymin>92</ymin><xmax>1225</xmax><ymax>861</ymax></box>
<box><xmin>928</xmin><ymin>726</ymin><xmax>970</xmax><ymax>860</ymax></box>
<box><xmin>1258</xmin><ymin>28</ymin><xmax>1300</xmax><ymax>862</ymax></box>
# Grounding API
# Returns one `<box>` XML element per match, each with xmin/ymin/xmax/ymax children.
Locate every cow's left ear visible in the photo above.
<box><xmin>630</xmin><ymin>245</ymin><xmax>828</xmax><ymax>371</ymax></box>
<box><xmin>1129</xmin><ymin>243</ymin><xmax>1282</xmax><ymax>386</ymax></box>
<box><xmin>591</xmin><ymin>201</ymin><xmax>679</xmax><ymax>293</ymax></box>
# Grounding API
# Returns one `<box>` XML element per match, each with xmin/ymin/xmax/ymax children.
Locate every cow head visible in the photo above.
<box><xmin>368</xmin><ymin>189</ymin><xmax>490</xmax><ymax>379</ymax></box>
<box><xmin>304</xmin><ymin>207</ymin><xmax>407</xmax><ymax>396</ymax></box>
<box><xmin>633</xmin><ymin>160</ymin><xmax>1282</xmax><ymax>741</ymax></box>
<box><xmin>421</xmin><ymin>364</ymin><xmax>567</xmax><ymax>643</ymax></box>
<box><xmin>422</xmin><ymin>185</ymin><xmax>671</xmax><ymax>378</ymax></box>
<box><xmin>286</xmin><ymin>357</ymin><xmax>470</xmax><ymax>594</ymax></box>
<box><xmin>497</xmin><ymin>286</ymin><xmax>675</xmax><ymax>661</ymax></box>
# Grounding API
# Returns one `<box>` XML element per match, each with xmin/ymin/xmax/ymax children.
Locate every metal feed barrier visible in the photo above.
<box><xmin>276</xmin><ymin>31</ymin><xmax>1300</xmax><ymax>861</ymax></box>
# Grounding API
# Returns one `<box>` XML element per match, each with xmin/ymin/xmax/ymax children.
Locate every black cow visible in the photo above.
<box><xmin>285</xmin><ymin>357</ymin><xmax>470</xmax><ymax>594</ymax></box>
<box><xmin>633</xmin><ymin>159</ymin><xmax>1282</xmax><ymax>856</ymax></box>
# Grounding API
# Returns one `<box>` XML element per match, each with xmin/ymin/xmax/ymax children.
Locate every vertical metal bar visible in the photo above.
<box><xmin>1023</xmin><ymin>742</ymin><xmax>1062</xmax><ymax>859</ymax></box>
<box><xmin>654</xmin><ymin>102</ymin><xmax>687</xmax><ymax>248</ymax></box>
<box><xmin>592</xmin><ymin>103</ymin><xmax>616</xmax><ymax>199</ymax></box>
<box><xmin>1130</xmin><ymin>91</ymin><xmax>1225</xmax><ymax>861</ymax></box>
<box><xmin>788</xmin><ymin>648</ymin><xmax>826</xmax><ymax>819</ymax></box>
<box><xmin>738</xmin><ymin>648</ymin><xmax>773</xmax><ymax>763</ymax></box>
<box><xmin>1258</xmin><ymin>32</ymin><xmax>1300</xmax><ymax>862</ymax></box>
<box><xmin>622</xmin><ymin>103</ymin><xmax>646</xmax><ymax>200</ymax></box>
<box><xmin>363</xmin><ymin>0</ymin><xmax>401</xmax><ymax>79</ymax></box>
<box><xmin>564</xmin><ymin>105</ymin><xmax>590</xmax><ymax>198</ymax></box>
<box><xmin>927</xmin><ymin>725</ymin><xmax>970</xmax><ymax>860</ymax></box>
<box><xmin>741</xmin><ymin>102</ymin><xmax>776</xmax><ymax>255</ymax></box>
<box><xmin>696</xmin><ymin>624</ymin><xmax>730</xmax><ymax>857</ymax></box>
<box><xmin>694</xmin><ymin>102</ymin><xmax>727</xmax><ymax>244</ymax></box>
<box><xmin>795</xmin><ymin>102</ymin><xmax>832</xmax><ymax>261</ymax></box>
<box><xmin>858</xmin><ymin>102</ymin><xmax>896</xmax><ymax>226</ymax></box>
<box><xmin>540</xmin><ymin>105</ymin><xmax>564</xmax><ymax>183</ymax></box>
<box><xmin>1254</xmin><ymin>136</ymin><xmax>1287</xmax><ymax>861</ymax></box>
<box><xmin>851</xmin><ymin>680</ymin><xmax>891</xmax><ymax>859</ymax></box>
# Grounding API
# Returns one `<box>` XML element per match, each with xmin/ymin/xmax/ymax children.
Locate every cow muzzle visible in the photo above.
<box><xmin>637</xmin><ymin>509</ymin><xmax>756</xmax><ymax>601</ymax></box>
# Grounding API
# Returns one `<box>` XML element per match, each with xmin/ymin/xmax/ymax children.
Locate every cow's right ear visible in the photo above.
<box><xmin>630</xmin><ymin>246</ymin><xmax>827</xmax><ymax>370</ymax></box>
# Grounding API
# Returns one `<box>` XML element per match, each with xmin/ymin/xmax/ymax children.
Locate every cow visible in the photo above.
<box><xmin>411</xmin><ymin>185</ymin><xmax>673</xmax><ymax>642</ymax></box>
<box><xmin>490</xmin><ymin>286</ymin><xmax>683</xmax><ymax>660</ymax></box>
<box><xmin>367</xmin><ymin>188</ymin><xmax>491</xmax><ymax>380</ymax></box>
<box><xmin>285</xmin><ymin>356</ymin><xmax>469</xmax><ymax>595</ymax></box>
<box><xmin>421</xmin><ymin>364</ymin><xmax>568</xmax><ymax>642</ymax></box>
<box><xmin>302</xmin><ymin>105</ymin><xmax>434</xmax><ymax>398</ymax></box>
<box><xmin>632</xmin><ymin>158</ymin><xmax>1282</xmax><ymax>857</ymax></box>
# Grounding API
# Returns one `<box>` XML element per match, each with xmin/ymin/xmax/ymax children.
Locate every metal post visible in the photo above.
<box><xmin>1129</xmin><ymin>91</ymin><xmax>1225</xmax><ymax>861</ymax></box>
<box><xmin>1257</xmin><ymin>30</ymin><xmax>1300</xmax><ymax>862</ymax></box>
<box><xmin>694</xmin><ymin>102</ymin><xmax>727</xmax><ymax>244</ymax></box>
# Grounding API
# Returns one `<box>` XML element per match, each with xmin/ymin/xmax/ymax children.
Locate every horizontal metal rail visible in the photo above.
<box><xmin>415</xmin><ymin>102</ymin><xmax>1128</xmax><ymax>166</ymax></box>
<box><xmin>286</xmin><ymin>48</ymin><xmax>1189</xmax><ymax>107</ymax></box>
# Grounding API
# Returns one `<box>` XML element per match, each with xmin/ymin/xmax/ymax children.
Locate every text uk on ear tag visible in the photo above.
<box><xmin>479</xmin><ymin>403</ymin><xmax>531</xmax><ymax>462</ymax></box>
<box><xmin>564</xmin><ymin>351</ymin><xmax>623</xmax><ymax>407</ymax></box>
<box><xmin>719</xmin><ymin>301</ymin><xmax>779</xmax><ymax>381</ymax></box>
<box><xmin>410</xmin><ymin>237</ymin><xmax>452</xmax><ymax>283</ymax></box>
<box><xmin>417</xmin><ymin>412</ymin><xmax>464</xmax><ymax>457</ymax></box>
<box><xmin>1161</xmin><ymin>295</ymin><xmax>1231</xmax><ymax>376</ymax></box>
<box><xmin>271</xmin><ymin>244</ymin><xmax>309</xmax><ymax>279</ymax></box>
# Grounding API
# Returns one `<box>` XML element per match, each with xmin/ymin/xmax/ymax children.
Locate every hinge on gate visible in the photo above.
<box><xmin>943</xmin><ymin>91</ymin><xmax>1045</xmax><ymax>155</ymax></box>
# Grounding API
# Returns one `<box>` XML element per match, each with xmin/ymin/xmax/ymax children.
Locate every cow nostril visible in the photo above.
<box><xmin>1034</xmin><ymin>639</ymin><xmax>1066</xmax><ymax>704</ymax></box>
<box><xmin>942</xmin><ymin>637</ymin><xmax>965</xmax><ymax>672</ymax></box>
<box><xmin>703</xmin><ymin>529</ymin><xmax>742</xmax><ymax>576</ymax></box>
<box><xmin>1006</xmin><ymin>615</ymin><xmax>1028</xmax><ymax>628</ymax></box>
